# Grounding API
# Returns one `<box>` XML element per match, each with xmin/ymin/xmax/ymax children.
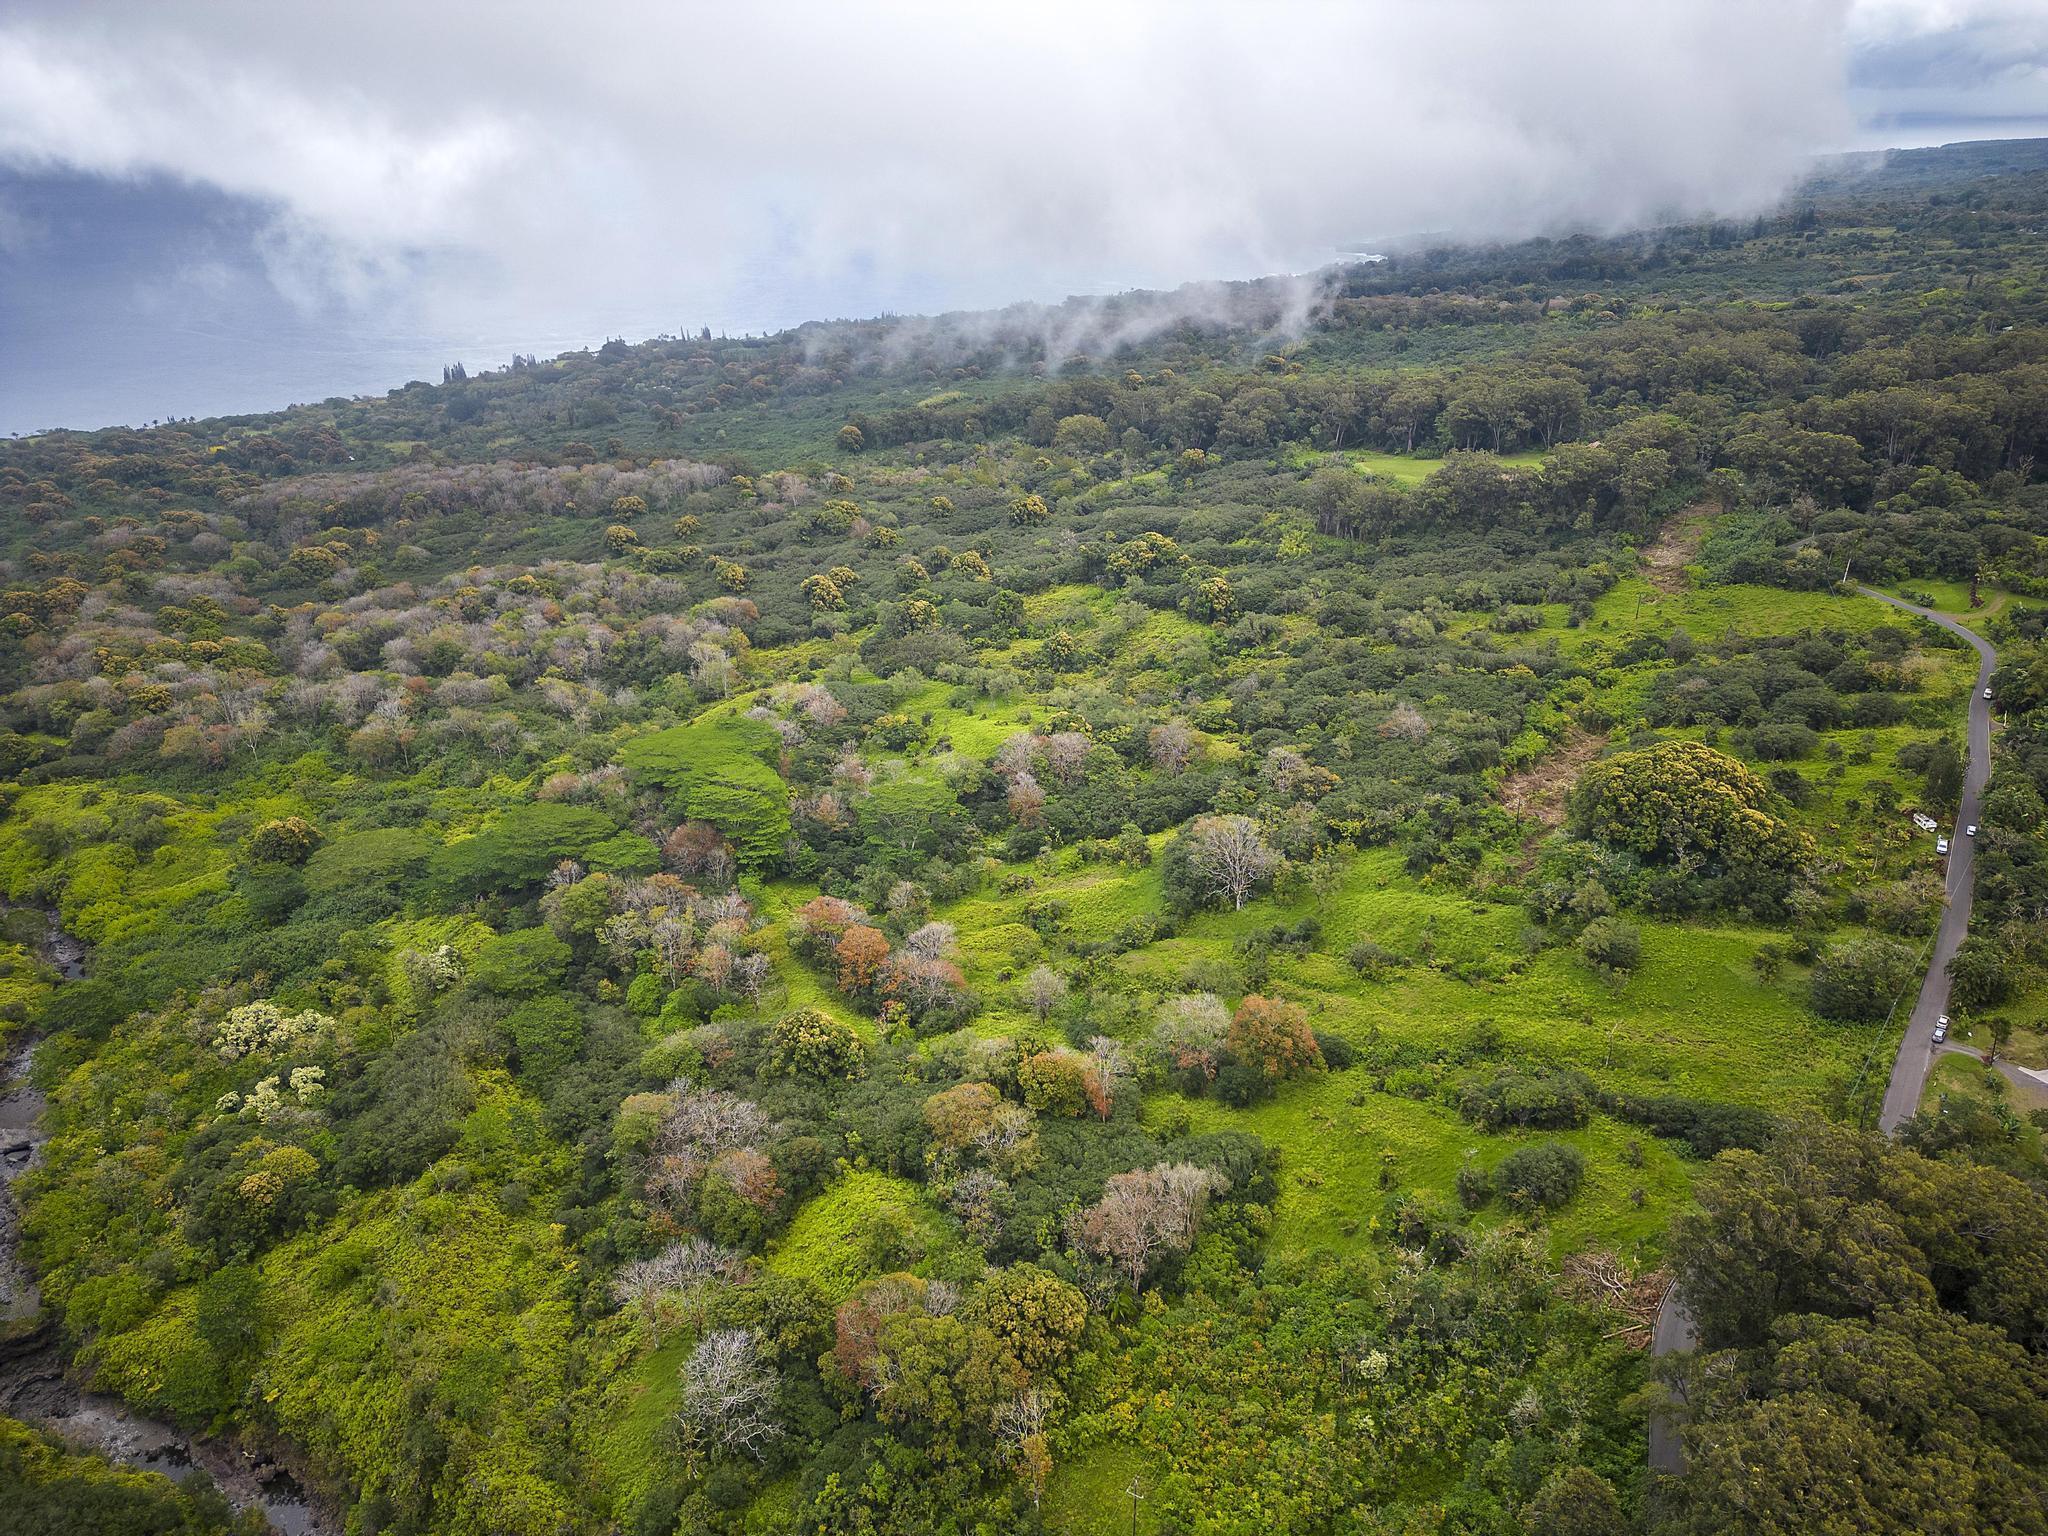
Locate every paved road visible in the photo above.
<box><xmin>1649</xmin><ymin>587</ymin><xmax>1997</xmax><ymax>1475</ymax></box>
<box><xmin>1859</xmin><ymin>589</ymin><xmax>1997</xmax><ymax>1132</ymax></box>
<box><xmin>1646</xmin><ymin>1289</ymin><xmax>1695</xmax><ymax>1474</ymax></box>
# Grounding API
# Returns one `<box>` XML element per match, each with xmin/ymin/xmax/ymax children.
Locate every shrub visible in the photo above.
<box><xmin>245</xmin><ymin>815</ymin><xmax>320</xmax><ymax>864</ymax></box>
<box><xmin>429</xmin><ymin>804</ymin><xmax>618</xmax><ymax>899</ymax></box>
<box><xmin>584</xmin><ymin>831</ymin><xmax>663</xmax><ymax>876</ymax></box>
<box><xmin>625</xmin><ymin>972</ymin><xmax>665</xmax><ymax>1017</ymax></box>
<box><xmin>1459</xmin><ymin>1068</ymin><xmax>1594</xmax><ymax>1131</ymax></box>
<box><xmin>1572</xmin><ymin>740</ymin><xmax>1813</xmax><ymax>882</ymax></box>
<box><xmin>1455</xmin><ymin>1157</ymin><xmax>1491</xmax><ymax>1209</ymax></box>
<box><xmin>1604</xmin><ymin>1093</ymin><xmax>1773</xmax><ymax>1158</ymax></box>
<box><xmin>1172</xmin><ymin>1130</ymin><xmax>1280</xmax><ymax>1204</ymax></box>
<box><xmin>506</xmin><ymin>996</ymin><xmax>585</xmax><ymax>1080</ymax></box>
<box><xmin>1809</xmin><ymin>937</ymin><xmax>1918</xmax><ymax>1021</ymax></box>
<box><xmin>1346</xmin><ymin>940</ymin><xmax>1398</xmax><ymax>978</ymax></box>
<box><xmin>304</xmin><ymin>826</ymin><xmax>435</xmax><ymax>897</ymax></box>
<box><xmin>619</xmin><ymin>719</ymin><xmax>790</xmax><ymax>868</ymax></box>
<box><xmin>334</xmin><ymin>1028</ymin><xmax>474</xmax><ymax>1186</ymax></box>
<box><xmin>1948</xmin><ymin>936</ymin><xmax>2013</xmax><ymax>1009</ymax></box>
<box><xmin>1749</xmin><ymin>722</ymin><xmax>1819</xmax><ymax>761</ymax></box>
<box><xmin>1492</xmin><ymin>1142</ymin><xmax>1585</xmax><ymax>1210</ymax></box>
<box><xmin>1313</xmin><ymin>1030</ymin><xmax>1357</xmax><ymax>1071</ymax></box>
<box><xmin>1224</xmin><ymin>995</ymin><xmax>1323</xmax><ymax>1082</ymax></box>
<box><xmin>923</xmin><ymin>1081</ymin><xmax>1003</xmax><ymax>1151</ymax></box>
<box><xmin>1577</xmin><ymin>916</ymin><xmax>1642</xmax><ymax>975</ymax></box>
<box><xmin>1214</xmin><ymin>1059</ymin><xmax>1269</xmax><ymax>1108</ymax></box>
<box><xmin>966</xmin><ymin>1264</ymin><xmax>1087</xmax><ymax>1373</ymax></box>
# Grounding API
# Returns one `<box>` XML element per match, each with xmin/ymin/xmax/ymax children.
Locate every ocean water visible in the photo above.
<box><xmin>0</xmin><ymin>168</ymin><xmax>1114</xmax><ymax>437</ymax></box>
<box><xmin>1</xmin><ymin>171</ymin><xmax>447</xmax><ymax>433</ymax></box>
<box><xmin>0</xmin><ymin>168</ymin><xmax>970</xmax><ymax>436</ymax></box>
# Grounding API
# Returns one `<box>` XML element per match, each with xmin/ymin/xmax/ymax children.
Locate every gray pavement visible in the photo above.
<box><xmin>1646</xmin><ymin>1288</ymin><xmax>1696</xmax><ymax>1474</ymax></box>
<box><xmin>1858</xmin><ymin>589</ymin><xmax>1997</xmax><ymax>1132</ymax></box>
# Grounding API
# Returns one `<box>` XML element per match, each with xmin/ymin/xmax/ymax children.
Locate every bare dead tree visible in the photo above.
<box><xmin>1066</xmin><ymin>1162</ymin><xmax>1226</xmax><ymax>1293</ymax></box>
<box><xmin>1025</xmin><ymin>966</ymin><xmax>1068</xmax><ymax>1025</ymax></box>
<box><xmin>613</xmin><ymin>1237</ymin><xmax>746</xmax><ymax>1341</ymax></box>
<box><xmin>677</xmin><ymin>1328</ymin><xmax>785</xmax><ymax>1460</ymax></box>
<box><xmin>1184</xmin><ymin>815</ymin><xmax>1279</xmax><ymax>910</ymax></box>
<box><xmin>649</xmin><ymin>1079</ymin><xmax>773</xmax><ymax>1206</ymax></box>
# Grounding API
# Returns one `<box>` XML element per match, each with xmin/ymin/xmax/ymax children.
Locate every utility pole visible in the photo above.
<box><xmin>1126</xmin><ymin>1476</ymin><xmax>1146</xmax><ymax>1536</ymax></box>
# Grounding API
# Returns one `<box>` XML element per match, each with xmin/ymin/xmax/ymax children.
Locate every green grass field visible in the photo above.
<box><xmin>535</xmin><ymin>562</ymin><xmax>1988</xmax><ymax>1291</ymax></box>
<box><xmin>1315</xmin><ymin>448</ymin><xmax>1551</xmax><ymax>485</ymax></box>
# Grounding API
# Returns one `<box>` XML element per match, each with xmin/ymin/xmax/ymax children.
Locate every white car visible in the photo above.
<box><xmin>1933</xmin><ymin>1016</ymin><xmax>1949</xmax><ymax>1043</ymax></box>
<box><xmin>1937</xmin><ymin>837</ymin><xmax>1950</xmax><ymax>855</ymax></box>
<box><xmin>1967</xmin><ymin>825</ymin><xmax>1978</xmax><ymax>837</ymax></box>
<box><xmin>1985</xmin><ymin>688</ymin><xmax>1994</xmax><ymax>700</ymax></box>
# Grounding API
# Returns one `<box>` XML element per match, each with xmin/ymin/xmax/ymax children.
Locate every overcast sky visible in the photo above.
<box><xmin>3</xmin><ymin>0</ymin><xmax>2046</xmax><ymax>434</ymax></box>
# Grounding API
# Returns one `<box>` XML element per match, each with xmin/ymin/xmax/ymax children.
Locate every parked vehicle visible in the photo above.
<box><xmin>1967</xmin><ymin>824</ymin><xmax>1978</xmax><ymax>836</ymax></box>
<box><xmin>1985</xmin><ymin>687</ymin><xmax>1994</xmax><ymax>700</ymax></box>
<box><xmin>1934</xmin><ymin>1015</ymin><xmax>1950</xmax><ymax>1043</ymax></box>
<box><xmin>1937</xmin><ymin>837</ymin><xmax>1950</xmax><ymax>855</ymax></box>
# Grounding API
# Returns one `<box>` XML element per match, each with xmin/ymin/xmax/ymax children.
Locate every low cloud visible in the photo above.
<box><xmin>14</xmin><ymin>0</ymin><xmax>2027</xmax><ymax>385</ymax></box>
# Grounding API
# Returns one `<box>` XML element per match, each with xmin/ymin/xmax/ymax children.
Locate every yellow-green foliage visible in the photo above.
<box><xmin>0</xmin><ymin>1414</ymin><xmax>251</xmax><ymax>1534</ymax></box>
<box><xmin>618</xmin><ymin>718</ymin><xmax>790</xmax><ymax>866</ymax></box>
<box><xmin>255</xmin><ymin>1101</ymin><xmax>585</xmax><ymax>1532</ymax></box>
<box><xmin>379</xmin><ymin>913</ymin><xmax>495</xmax><ymax>1016</ymax></box>
<box><xmin>767</xmin><ymin>1168</ymin><xmax>954</xmax><ymax>1302</ymax></box>
<box><xmin>0</xmin><ymin>785</ymin><xmax>236</xmax><ymax>943</ymax></box>
<box><xmin>0</xmin><ymin>939</ymin><xmax>50</xmax><ymax>1047</ymax></box>
<box><xmin>1575</xmin><ymin>739</ymin><xmax>1813</xmax><ymax>872</ymax></box>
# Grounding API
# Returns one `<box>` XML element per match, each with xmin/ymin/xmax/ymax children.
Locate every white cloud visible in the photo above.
<box><xmin>0</xmin><ymin>0</ymin><xmax>1869</xmax><ymax>346</ymax></box>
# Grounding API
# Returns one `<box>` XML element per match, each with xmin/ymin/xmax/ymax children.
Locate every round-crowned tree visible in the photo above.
<box><xmin>769</xmin><ymin>1008</ymin><xmax>866</xmax><ymax>1080</ymax></box>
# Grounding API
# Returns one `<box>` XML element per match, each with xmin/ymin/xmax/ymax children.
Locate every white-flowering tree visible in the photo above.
<box><xmin>212</xmin><ymin>1001</ymin><xmax>333</xmax><ymax>1060</ymax></box>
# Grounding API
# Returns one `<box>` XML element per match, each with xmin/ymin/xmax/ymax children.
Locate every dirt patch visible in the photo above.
<box><xmin>1641</xmin><ymin>503</ymin><xmax>1716</xmax><ymax>596</ymax></box>
<box><xmin>1562</xmin><ymin>1252</ymin><xmax>1669</xmax><ymax>1349</ymax></box>
<box><xmin>1497</xmin><ymin>727</ymin><xmax>1606</xmax><ymax>831</ymax></box>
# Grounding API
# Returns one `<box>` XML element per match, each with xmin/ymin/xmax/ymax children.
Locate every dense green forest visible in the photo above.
<box><xmin>4</xmin><ymin>139</ymin><xmax>2048</xmax><ymax>1536</ymax></box>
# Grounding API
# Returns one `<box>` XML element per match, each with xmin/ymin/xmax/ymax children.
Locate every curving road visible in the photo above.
<box><xmin>1648</xmin><ymin>587</ymin><xmax>1997</xmax><ymax>1475</ymax></box>
<box><xmin>1861</xmin><ymin>589</ymin><xmax>1998</xmax><ymax>1131</ymax></box>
